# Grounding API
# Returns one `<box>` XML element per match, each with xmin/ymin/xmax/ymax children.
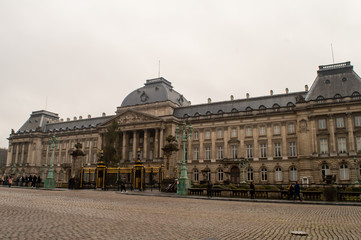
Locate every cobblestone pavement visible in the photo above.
<box><xmin>0</xmin><ymin>188</ymin><xmax>361</xmax><ymax>240</ymax></box>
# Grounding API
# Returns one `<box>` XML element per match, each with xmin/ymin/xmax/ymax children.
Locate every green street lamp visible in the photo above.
<box><xmin>354</xmin><ymin>157</ymin><xmax>359</xmax><ymax>185</ymax></box>
<box><xmin>175</xmin><ymin>121</ymin><xmax>192</xmax><ymax>195</ymax></box>
<box><xmin>238</xmin><ymin>158</ymin><xmax>249</xmax><ymax>184</ymax></box>
<box><xmin>44</xmin><ymin>135</ymin><xmax>58</xmax><ymax>188</ymax></box>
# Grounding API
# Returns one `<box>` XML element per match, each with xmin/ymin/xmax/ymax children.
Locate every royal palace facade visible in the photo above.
<box><xmin>4</xmin><ymin>61</ymin><xmax>361</xmax><ymax>186</ymax></box>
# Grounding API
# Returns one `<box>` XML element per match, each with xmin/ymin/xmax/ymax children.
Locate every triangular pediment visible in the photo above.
<box><xmin>100</xmin><ymin>109</ymin><xmax>162</xmax><ymax>127</ymax></box>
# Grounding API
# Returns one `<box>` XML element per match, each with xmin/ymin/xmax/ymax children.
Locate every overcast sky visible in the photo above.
<box><xmin>1</xmin><ymin>0</ymin><xmax>361</xmax><ymax>148</ymax></box>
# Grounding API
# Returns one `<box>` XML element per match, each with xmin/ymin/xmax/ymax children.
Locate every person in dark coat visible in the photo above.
<box><xmin>32</xmin><ymin>176</ymin><xmax>37</xmax><ymax>188</ymax></box>
<box><xmin>250</xmin><ymin>182</ymin><xmax>255</xmax><ymax>199</ymax></box>
<box><xmin>36</xmin><ymin>176</ymin><xmax>42</xmax><ymax>188</ymax></box>
<box><xmin>287</xmin><ymin>184</ymin><xmax>294</xmax><ymax>200</ymax></box>
<box><xmin>120</xmin><ymin>181</ymin><xmax>126</xmax><ymax>193</ymax></box>
<box><xmin>207</xmin><ymin>180</ymin><xmax>213</xmax><ymax>198</ymax></box>
<box><xmin>293</xmin><ymin>182</ymin><xmax>303</xmax><ymax>201</ymax></box>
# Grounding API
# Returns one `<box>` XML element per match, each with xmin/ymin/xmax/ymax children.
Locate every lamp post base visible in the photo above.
<box><xmin>177</xmin><ymin>177</ymin><xmax>191</xmax><ymax>195</ymax></box>
<box><xmin>44</xmin><ymin>169</ymin><xmax>56</xmax><ymax>188</ymax></box>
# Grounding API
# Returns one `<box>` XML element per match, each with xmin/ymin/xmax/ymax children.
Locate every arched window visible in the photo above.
<box><xmin>231</xmin><ymin>108</ymin><xmax>238</xmax><ymax>113</ymax></box>
<box><xmin>245</xmin><ymin>107</ymin><xmax>253</xmax><ymax>112</ymax></box>
<box><xmin>217</xmin><ymin>110</ymin><xmax>224</xmax><ymax>114</ymax></box>
<box><xmin>340</xmin><ymin>164</ymin><xmax>349</xmax><ymax>180</ymax></box>
<box><xmin>334</xmin><ymin>94</ymin><xmax>342</xmax><ymax>99</ymax></box>
<box><xmin>194</xmin><ymin>112</ymin><xmax>200</xmax><ymax>117</ymax></box>
<box><xmin>290</xmin><ymin>167</ymin><xmax>298</xmax><ymax>181</ymax></box>
<box><xmin>272</xmin><ymin>103</ymin><xmax>280</xmax><ymax>112</ymax></box>
<box><xmin>261</xmin><ymin>167</ymin><xmax>268</xmax><ymax>181</ymax></box>
<box><xmin>275</xmin><ymin>167</ymin><xmax>282</xmax><ymax>182</ymax></box>
<box><xmin>321</xmin><ymin>164</ymin><xmax>330</xmax><ymax>176</ymax></box>
<box><xmin>217</xmin><ymin>169</ymin><xmax>224</xmax><ymax>182</ymax></box>
<box><xmin>193</xmin><ymin>169</ymin><xmax>199</xmax><ymax>182</ymax></box>
<box><xmin>247</xmin><ymin>168</ymin><xmax>254</xmax><ymax>181</ymax></box>
<box><xmin>206</xmin><ymin>111</ymin><xmax>212</xmax><ymax>116</ymax></box>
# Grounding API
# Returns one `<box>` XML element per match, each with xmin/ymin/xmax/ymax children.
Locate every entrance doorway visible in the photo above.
<box><xmin>231</xmin><ymin>166</ymin><xmax>240</xmax><ymax>184</ymax></box>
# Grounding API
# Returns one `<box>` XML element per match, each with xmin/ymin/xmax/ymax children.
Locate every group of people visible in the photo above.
<box><xmin>287</xmin><ymin>182</ymin><xmax>303</xmax><ymax>201</ymax></box>
<box><xmin>1</xmin><ymin>175</ymin><xmax>42</xmax><ymax>188</ymax></box>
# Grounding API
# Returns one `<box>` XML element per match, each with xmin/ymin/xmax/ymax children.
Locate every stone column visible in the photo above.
<box><xmin>160</xmin><ymin>126</ymin><xmax>164</xmax><ymax>158</ymax></box>
<box><xmin>132</xmin><ymin>131</ymin><xmax>137</xmax><ymax>161</ymax></box>
<box><xmin>223</xmin><ymin>127</ymin><xmax>229</xmax><ymax>158</ymax></box>
<box><xmin>240</xmin><ymin>126</ymin><xmax>245</xmax><ymax>158</ymax></box>
<box><xmin>347</xmin><ymin>113</ymin><xmax>355</xmax><ymax>154</ymax></box>
<box><xmin>281</xmin><ymin>122</ymin><xmax>287</xmax><ymax>160</ymax></box>
<box><xmin>199</xmin><ymin>129</ymin><xmax>204</xmax><ymax>160</ymax></box>
<box><xmin>328</xmin><ymin>115</ymin><xmax>336</xmax><ymax>155</ymax></box>
<box><xmin>266</xmin><ymin>124</ymin><xmax>272</xmax><ymax>160</ymax></box>
<box><xmin>122</xmin><ymin>132</ymin><xmax>126</xmax><ymax>161</ymax></box>
<box><xmin>211</xmin><ymin>128</ymin><xmax>216</xmax><ymax>160</ymax></box>
<box><xmin>144</xmin><ymin>129</ymin><xmax>148</xmax><ymax>160</ymax></box>
<box><xmin>155</xmin><ymin>129</ymin><xmax>159</xmax><ymax>158</ymax></box>
<box><xmin>310</xmin><ymin>118</ymin><xmax>317</xmax><ymax>154</ymax></box>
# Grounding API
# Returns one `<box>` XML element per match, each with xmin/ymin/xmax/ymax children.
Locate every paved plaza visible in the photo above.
<box><xmin>0</xmin><ymin>187</ymin><xmax>361</xmax><ymax>239</ymax></box>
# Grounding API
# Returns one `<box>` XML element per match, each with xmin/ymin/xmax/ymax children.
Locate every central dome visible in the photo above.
<box><xmin>121</xmin><ymin>77</ymin><xmax>190</xmax><ymax>107</ymax></box>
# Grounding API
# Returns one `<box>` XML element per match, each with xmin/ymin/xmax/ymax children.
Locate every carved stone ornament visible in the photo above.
<box><xmin>118</xmin><ymin>112</ymin><xmax>154</xmax><ymax>124</ymax></box>
<box><xmin>140</xmin><ymin>91</ymin><xmax>149</xmax><ymax>102</ymax></box>
<box><xmin>299</xmin><ymin>119</ymin><xmax>307</xmax><ymax>132</ymax></box>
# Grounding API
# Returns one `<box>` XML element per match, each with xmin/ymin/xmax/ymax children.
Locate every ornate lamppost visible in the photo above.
<box><xmin>44</xmin><ymin>135</ymin><xmax>58</xmax><ymax>188</ymax></box>
<box><xmin>238</xmin><ymin>158</ymin><xmax>249</xmax><ymax>184</ymax></box>
<box><xmin>354</xmin><ymin>157</ymin><xmax>359</xmax><ymax>185</ymax></box>
<box><xmin>175</xmin><ymin>121</ymin><xmax>192</xmax><ymax>195</ymax></box>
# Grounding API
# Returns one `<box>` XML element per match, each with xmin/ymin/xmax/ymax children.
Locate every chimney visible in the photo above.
<box><xmin>67</xmin><ymin>118</ymin><xmax>70</xmax><ymax>121</ymax></box>
<box><xmin>305</xmin><ymin>85</ymin><xmax>309</xmax><ymax>91</ymax></box>
<box><xmin>73</xmin><ymin>116</ymin><xmax>77</xmax><ymax>120</ymax></box>
<box><xmin>230</xmin><ymin>95</ymin><xmax>234</xmax><ymax>101</ymax></box>
<box><xmin>102</xmin><ymin>112</ymin><xmax>106</xmax><ymax>117</ymax></box>
<box><xmin>88</xmin><ymin>114</ymin><xmax>91</xmax><ymax>119</ymax></box>
<box><xmin>246</xmin><ymin>93</ymin><xmax>250</xmax><ymax>99</ymax></box>
<box><xmin>79</xmin><ymin>116</ymin><xmax>82</xmax><ymax>120</ymax></box>
<box><xmin>270</xmin><ymin>90</ymin><xmax>273</xmax><ymax>96</ymax></box>
<box><xmin>60</xmin><ymin>118</ymin><xmax>64</xmax><ymax>122</ymax></box>
<box><xmin>285</xmin><ymin>88</ymin><xmax>289</xmax><ymax>94</ymax></box>
<box><xmin>208</xmin><ymin>98</ymin><xmax>212</xmax><ymax>104</ymax></box>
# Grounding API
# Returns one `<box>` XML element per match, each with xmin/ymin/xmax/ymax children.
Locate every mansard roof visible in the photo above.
<box><xmin>305</xmin><ymin>61</ymin><xmax>361</xmax><ymax>101</ymax></box>
<box><xmin>17</xmin><ymin>110</ymin><xmax>59</xmax><ymax>133</ymax></box>
<box><xmin>120</xmin><ymin>77</ymin><xmax>190</xmax><ymax>107</ymax></box>
<box><xmin>173</xmin><ymin>91</ymin><xmax>306</xmax><ymax>118</ymax></box>
<box><xmin>44</xmin><ymin>115</ymin><xmax>114</xmax><ymax>133</ymax></box>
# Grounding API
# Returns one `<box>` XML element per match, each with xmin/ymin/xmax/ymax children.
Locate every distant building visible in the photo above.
<box><xmin>0</xmin><ymin>148</ymin><xmax>7</xmax><ymax>167</ymax></box>
<box><xmin>4</xmin><ymin>62</ymin><xmax>361</xmax><ymax>185</ymax></box>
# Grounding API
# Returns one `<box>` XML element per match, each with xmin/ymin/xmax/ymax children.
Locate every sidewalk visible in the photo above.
<box><xmin>120</xmin><ymin>189</ymin><xmax>361</xmax><ymax>206</ymax></box>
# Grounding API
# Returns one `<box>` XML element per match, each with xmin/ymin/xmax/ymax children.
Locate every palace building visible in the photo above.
<box><xmin>4</xmin><ymin>61</ymin><xmax>361</xmax><ymax>186</ymax></box>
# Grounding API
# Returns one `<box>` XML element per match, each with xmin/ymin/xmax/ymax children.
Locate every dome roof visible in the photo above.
<box><xmin>121</xmin><ymin>77</ymin><xmax>190</xmax><ymax>107</ymax></box>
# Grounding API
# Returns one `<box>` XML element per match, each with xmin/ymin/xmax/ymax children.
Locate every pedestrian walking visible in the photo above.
<box><xmin>32</xmin><ymin>175</ymin><xmax>37</xmax><ymax>188</ymax></box>
<box><xmin>20</xmin><ymin>176</ymin><xmax>24</xmax><ymax>187</ymax></box>
<box><xmin>207</xmin><ymin>180</ymin><xmax>213</xmax><ymax>198</ymax></box>
<box><xmin>287</xmin><ymin>184</ymin><xmax>294</xmax><ymax>200</ymax></box>
<box><xmin>250</xmin><ymin>182</ymin><xmax>255</xmax><ymax>199</ymax></box>
<box><xmin>37</xmin><ymin>176</ymin><xmax>42</xmax><ymax>188</ymax></box>
<box><xmin>8</xmin><ymin>176</ymin><xmax>13</xmax><ymax>188</ymax></box>
<box><xmin>120</xmin><ymin>181</ymin><xmax>127</xmax><ymax>193</ymax></box>
<box><xmin>293</xmin><ymin>182</ymin><xmax>303</xmax><ymax>202</ymax></box>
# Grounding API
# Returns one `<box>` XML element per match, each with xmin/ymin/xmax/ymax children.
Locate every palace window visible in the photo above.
<box><xmin>85</xmin><ymin>154</ymin><xmax>89</xmax><ymax>163</ymax></box>
<box><xmin>340</xmin><ymin>164</ymin><xmax>349</xmax><ymax>180</ymax></box>
<box><xmin>193</xmin><ymin>147</ymin><xmax>199</xmax><ymax>160</ymax></box>
<box><xmin>355</xmin><ymin>116</ymin><xmax>361</xmax><ymax>127</ymax></box>
<box><xmin>246</xmin><ymin>144</ymin><xmax>253</xmax><ymax>158</ymax></box>
<box><xmin>356</xmin><ymin>136</ymin><xmax>361</xmax><ymax>152</ymax></box>
<box><xmin>245</xmin><ymin>127</ymin><xmax>252</xmax><ymax>137</ymax></box>
<box><xmin>128</xmin><ymin>151</ymin><xmax>132</xmax><ymax>161</ymax></box>
<box><xmin>149</xmin><ymin>150</ymin><xmax>153</xmax><ymax>160</ymax></box>
<box><xmin>231</xmin><ymin>127</ymin><xmax>238</xmax><ymax>138</ymax></box>
<box><xmin>275</xmin><ymin>167</ymin><xmax>282</xmax><ymax>182</ymax></box>
<box><xmin>247</xmin><ymin>168</ymin><xmax>254</xmax><ymax>181</ymax></box>
<box><xmin>93</xmin><ymin>139</ymin><xmax>97</xmax><ymax>147</ymax></box>
<box><xmin>274</xmin><ymin>143</ymin><xmax>282</xmax><ymax>157</ymax></box>
<box><xmin>193</xmin><ymin>169</ymin><xmax>199</xmax><ymax>182</ymax></box>
<box><xmin>261</xmin><ymin>168</ymin><xmax>268</xmax><ymax>181</ymax></box>
<box><xmin>260</xmin><ymin>143</ymin><xmax>267</xmax><ymax>158</ymax></box>
<box><xmin>231</xmin><ymin>145</ymin><xmax>238</xmax><ymax>159</ymax></box>
<box><xmin>205</xmin><ymin>147</ymin><xmax>211</xmax><ymax>160</ymax></box>
<box><xmin>290</xmin><ymin>167</ymin><xmax>298</xmax><ymax>181</ymax></box>
<box><xmin>93</xmin><ymin>153</ymin><xmax>97</xmax><ymax>163</ymax></box>
<box><xmin>193</xmin><ymin>131</ymin><xmax>199</xmax><ymax>140</ymax></box>
<box><xmin>205</xmin><ymin>130</ymin><xmax>211</xmax><ymax>140</ymax></box>
<box><xmin>288</xmin><ymin>123</ymin><xmax>295</xmax><ymax>134</ymax></box>
<box><xmin>62</xmin><ymin>155</ymin><xmax>66</xmax><ymax>163</ymax></box>
<box><xmin>207</xmin><ymin>171</ymin><xmax>211</xmax><ymax>181</ymax></box>
<box><xmin>259</xmin><ymin>126</ymin><xmax>266</xmax><ymax>136</ymax></box>
<box><xmin>318</xmin><ymin>119</ymin><xmax>326</xmax><ymax>129</ymax></box>
<box><xmin>336</xmin><ymin>117</ymin><xmax>345</xmax><ymax>128</ymax></box>
<box><xmin>321</xmin><ymin>164</ymin><xmax>330</xmax><ymax>176</ymax></box>
<box><xmin>289</xmin><ymin>142</ymin><xmax>296</xmax><ymax>157</ymax></box>
<box><xmin>149</xmin><ymin>137</ymin><xmax>154</xmax><ymax>143</ymax></box>
<box><xmin>217</xmin><ymin>146</ymin><xmax>223</xmax><ymax>159</ymax></box>
<box><xmin>86</xmin><ymin>140</ymin><xmax>90</xmax><ymax>148</ymax></box>
<box><xmin>217</xmin><ymin>129</ymin><xmax>223</xmax><ymax>138</ymax></box>
<box><xmin>273</xmin><ymin>125</ymin><xmax>280</xmax><ymax>135</ymax></box>
<box><xmin>218</xmin><ymin>169</ymin><xmax>224</xmax><ymax>181</ymax></box>
<box><xmin>320</xmin><ymin>138</ymin><xmax>328</xmax><ymax>154</ymax></box>
<box><xmin>337</xmin><ymin>138</ymin><xmax>347</xmax><ymax>153</ymax></box>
